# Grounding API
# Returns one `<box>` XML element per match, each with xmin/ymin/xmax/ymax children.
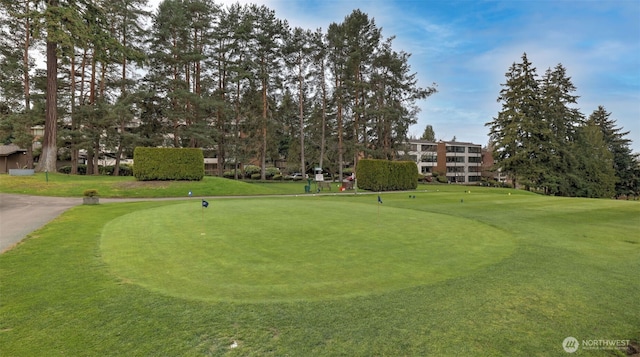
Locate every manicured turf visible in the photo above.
<box><xmin>0</xmin><ymin>172</ymin><xmax>307</xmax><ymax>197</ymax></box>
<box><xmin>1</xmin><ymin>185</ymin><xmax>639</xmax><ymax>355</ymax></box>
<box><xmin>101</xmin><ymin>197</ymin><xmax>515</xmax><ymax>302</ymax></box>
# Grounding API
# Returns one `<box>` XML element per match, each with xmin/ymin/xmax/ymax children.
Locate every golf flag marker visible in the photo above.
<box><xmin>200</xmin><ymin>199</ymin><xmax>209</xmax><ymax>236</ymax></box>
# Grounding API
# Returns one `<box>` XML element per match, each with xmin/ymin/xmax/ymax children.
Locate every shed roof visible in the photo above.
<box><xmin>0</xmin><ymin>144</ymin><xmax>26</xmax><ymax>156</ymax></box>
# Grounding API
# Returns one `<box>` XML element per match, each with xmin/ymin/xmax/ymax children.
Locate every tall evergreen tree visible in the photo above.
<box><xmin>369</xmin><ymin>39</ymin><xmax>435</xmax><ymax>159</ymax></box>
<box><xmin>283</xmin><ymin>27</ymin><xmax>313</xmax><ymax>177</ymax></box>
<box><xmin>326</xmin><ymin>21</ymin><xmax>348</xmax><ymax>179</ymax></box>
<box><xmin>420</xmin><ymin>124</ymin><xmax>436</xmax><ymax>141</ymax></box>
<box><xmin>538</xmin><ymin>64</ymin><xmax>583</xmax><ymax>195</ymax></box>
<box><xmin>247</xmin><ymin>4</ymin><xmax>286</xmax><ymax>180</ymax></box>
<box><xmin>0</xmin><ymin>0</ymin><xmax>40</xmax><ymax>167</ymax></box>
<box><xmin>588</xmin><ymin>106</ymin><xmax>638</xmax><ymax>197</ymax></box>
<box><xmin>487</xmin><ymin>53</ymin><xmax>546</xmax><ymax>189</ymax></box>
<box><xmin>309</xmin><ymin>28</ymin><xmax>330</xmax><ymax>171</ymax></box>
<box><xmin>574</xmin><ymin>118</ymin><xmax>616</xmax><ymax>198</ymax></box>
<box><xmin>36</xmin><ymin>0</ymin><xmax>96</xmax><ymax>172</ymax></box>
<box><xmin>341</xmin><ymin>10</ymin><xmax>381</xmax><ymax>166</ymax></box>
<box><xmin>146</xmin><ymin>0</ymin><xmax>192</xmax><ymax>147</ymax></box>
<box><xmin>104</xmin><ymin>0</ymin><xmax>150</xmax><ymax>175</ymax></box>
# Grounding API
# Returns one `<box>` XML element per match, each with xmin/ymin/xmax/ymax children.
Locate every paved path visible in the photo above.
<box><xmin>0</xmin><ymin>194</ymin><xmax>183</xmax><ymax>253</ymax></box>
<box><xmin>0</xmin><ymin>190</ymin><xmax>376</xmax><ymax>254</ymax></box>
<box><xmin>0</xmin><ymin>194</ymin><xmax>81</xmax><ymax>253</ymax></box>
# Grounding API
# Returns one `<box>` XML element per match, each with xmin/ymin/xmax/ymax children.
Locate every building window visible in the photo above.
<box><xmin>446</xmin><ymin>166</ymin><xmax>464</xmax><ymax>173</ymax></box>
<box><xmin>421</xmin><ymin>166</ymin><xmax>432</xmax><ymax>174</ymax></box>
<box><xmin>446</xmin><ymin>156</ymin><xmax>465</xmax><ymax>163</ymax></box>
<box><xmin>468</xmin><ymin>156</ymin><xmax>481</xmax><ymax>163</ymax></box>
<box><xmin>468</xmin><ymin>146</ymin><xmax>481</xmax><ymax>153</ymax></box>
<box><xmin>446</xmin><ymin>146</ymin><xmax>466</xmax><ymax>153</ymax></box>
<box><xmin>421</xmin><ymin>153</ymin><xmax>437</xmax><ymax>162</ymax></box>
<box><xmin>421</xmin><ymin>144</ymin><xmax>437</xmax><ymax>152</ymax></box>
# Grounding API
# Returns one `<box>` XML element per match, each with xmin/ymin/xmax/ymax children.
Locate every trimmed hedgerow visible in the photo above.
<box><xmin>58</xmin><ymin>165</ymin><xmax>88</xmax><ymax>175</ymax></box>
<box><xmin>357</xmin><ymin>159</ymin><xmax>418</xmax><ymax>191</ymax></box>
<box><xmin>133</xmin><ymin>147</ymin><xmax>204</xmax><ymax>181</ymax></box>
<box><xmin>58</xmin><ymin>164</ymin><xmax>134</xmax><ymax>176</ymax></box>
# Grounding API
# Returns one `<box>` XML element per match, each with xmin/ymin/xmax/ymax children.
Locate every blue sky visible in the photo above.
<box><xmin>153</xmin><ymin>0</ymin><xmax>640</xmax><ymax>151</ymax></box>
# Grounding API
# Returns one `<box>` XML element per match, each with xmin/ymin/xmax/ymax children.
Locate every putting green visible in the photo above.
<box><xmin>101</xmin><ymin>198</ymin><xmax>515</xmax><ymax>302</ymax></box>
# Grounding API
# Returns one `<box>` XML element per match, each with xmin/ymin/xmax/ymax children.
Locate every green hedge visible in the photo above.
<box><xmin>356</xmin><ymin>159</ymin><xmax>418</xmax><ymax>191</ymax></box>
<box><xmin>58</xmin><ymin>164</ymin><xmax>133</xmax><ymax>176</ymax></box>
<box><xmin>133</xmin><ymin>147</ymin><xmax>204</xmax><ymax>181</ymax></box>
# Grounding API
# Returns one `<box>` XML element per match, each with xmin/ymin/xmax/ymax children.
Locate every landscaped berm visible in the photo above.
<box><xmin>1</xmin><ymin>181</ymin><xmax>639</xmax><ymax>356</ymax></box>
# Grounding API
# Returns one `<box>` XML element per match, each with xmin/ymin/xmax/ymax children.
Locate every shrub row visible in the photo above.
<box><xmin>58</xmin><ymin>164</ymin><xmax>134</xmax><ymax>176</ymax></box>
<box><xmin>222</xmin><ymin>166</ymin><xmax>282</xmax><ymax>179</ymax></box>
<box><xmin>133</xmin><ymin>147</ymin><xmax>204</xmax><ymax>181</ymax></box>
<box><xmin>356</xmin><ymin>159</ymin><xmax>418</xmax><ymax>191</ymax></box>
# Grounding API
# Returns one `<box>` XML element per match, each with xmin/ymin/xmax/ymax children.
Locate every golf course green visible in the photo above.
<box><xmin>1</xmin><ymin>177</ymin><xmax>638</xmax><ymax>355</ymax></box>
<box><xmin>101</xmin><ymin>198</ymin><xmax>516</xmax><ymax>302</ymax></box>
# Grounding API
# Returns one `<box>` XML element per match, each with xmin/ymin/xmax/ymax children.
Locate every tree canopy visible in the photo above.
<box><xmin>487</xmin><ymin>53</ymin><xmax>638</xmax><ymax>198</ymax></box>
<box><xmin>0</xmin><ymin>0</ymin><xmax>436</xmax><ymax>178</ymax></box>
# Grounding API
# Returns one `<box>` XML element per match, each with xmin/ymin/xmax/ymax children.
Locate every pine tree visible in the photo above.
<box><xmin>420</xmin><ymin>125</ymin><xmax>436</xmax><ymax>141</ymax></box>
<box><xmin>0</xmin><ymin>0</ymin><xmax>40</xmax><ymax>167</ymax></box>
<box><xmin>247</xmin><ymin>4</ymin><xmax>286</xmax><ymax>180</ymax></box>
<box><xmin>574</xmin><ymin>118</ymin><xmax>616</xmax><ymax>197</ymax></box>
<box><xmin>341</xmin><ymin>10</ymin><xmax>381</xmax><ymax>166</ymax></box>
<box><xmin>486</xmin><ymin>53</ymin><xmax>546</xmax><ymax>189</ymax></box>
<box><xmin>283</xmin><ymin>27</ymin><xmax>314</xmax><ymax>177</ymax></box>
<box><xmin>588</xmin><ymin>106</ymin><xmax>638</xmax><ymax>197</ymax></box>
<box><xmin>326</xmin><ymin>21</ymin><xmax>348</xmax><ymax>180</ymax></box>
<box><xmin>538</xmin><ymin>64</ymin><xmax>583</xmax><ymax>195</ymax></box>
<box><xmin>370</xmin><ymin>39</ymin><xmax>435</xmax><ymax>159</ymax></box>
<box><xmin>104</xmin><ymin>0</ymin><xmax>150</xmax><ymax>176</ymax></box>
<box><xmin>309</xmin><ymin>28</ymin><xmax>329</xmax><ymax>171</ymax></box>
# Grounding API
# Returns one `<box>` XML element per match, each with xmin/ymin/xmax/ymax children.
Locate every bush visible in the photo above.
<box><xmin>83</xmin><ymin>189</ymin><xmax>99</xmax><ymax>197</ymax></box>
<box><xmin>265</xmin><ymin>167</ymin><xmax>280</xmax><ymax>179</ymax></box>
<box><xmin>357</xmin><ymin>159</ymin><xmax>418</xmax><ymax>191</ymax></box>
<box><xmin>58</xmin><ymin>164</ymin><xmax>133</xmax><ymax>176</ymax></box>
<box><xmin>243</xmin><ymin>165</ymin><xmax>261</xmax><ymax>178</ymax></box>
<box><xmin>133</xmin><ymin>147</ymin><xmax>204</xmax><ymax>181</ymax></box>
<box><xmin>58</xmin><ymin>165</ymin><xmax>87</xmax><ymax>175</ymax></box>
<box><xmin>250</xmin><ymin>173</ymin><xmax>261</xmax><ymax>180</ymax></box>
<box><xmin>117</xmin><ymin>164</ymin><xmax>134</xmax><ymax>176</ymax></box>
<box><xmin>98</xmin><ymin>165</ymin><xmax>134</xmax><ymax>176</ymax></box>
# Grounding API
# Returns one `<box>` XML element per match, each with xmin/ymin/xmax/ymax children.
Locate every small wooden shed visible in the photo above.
<box><xmin>0</xmin><ymin>144</ymin><xmax>28</xmax><ymax>174</ymax></box>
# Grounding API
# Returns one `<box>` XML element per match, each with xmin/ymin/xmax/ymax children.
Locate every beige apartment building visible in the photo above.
<box><xmin>403</xmin><ymin>140</ymin><xmax>483</xmax><ymax>183</ymax></box>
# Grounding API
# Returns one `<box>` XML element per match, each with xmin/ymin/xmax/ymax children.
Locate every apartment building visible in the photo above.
<box><xmin>403</xmin><ymin>140</ymin><xmax>483</xmax><ymax>183</ymax></box>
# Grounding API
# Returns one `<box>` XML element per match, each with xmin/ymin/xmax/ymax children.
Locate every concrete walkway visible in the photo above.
<box><xmin>0</xmin><ymin>194</ymin><xmax>81</xmax><ymax>253</ymax></box>
<box><xmin>0</xmin><ymin>190</ymin><xmax>371</xmax><ymax>254</ymax></box>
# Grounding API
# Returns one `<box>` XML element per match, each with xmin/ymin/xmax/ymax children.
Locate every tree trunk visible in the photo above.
<box><xmin>94</xmin><ymin>138</ymin><xmax>100</xmax><ymax>175</ymax></box>
<box><xmin>23</xmin><ymin>1</ymin><xmax>34</xmax><ymax>168</ymax></box>
<box><xmin>298</xmin><ymin>56</ymin><xmax>305</xmax><ymax>178</ymax></box>
<box><xmin>37</xmin><ymin>35</ymin><xmax>58</xmax><ymax>173</ymax></box>
<box><xmin>319</xmin><ymin>59</ymin><xmax>327</xmax><ymax>171</ymax></box>
<box><xmin>261</xmin><ymin>59</ymin><xmax>267</xmax><ymax>180</ymax></box>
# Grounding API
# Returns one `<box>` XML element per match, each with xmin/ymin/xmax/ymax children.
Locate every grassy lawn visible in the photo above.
<box><xmin>1</xmin><ymin>181</ymin><xmax>639</xmax><ymax>355</ymax></box>
<box><xmin>0</xmin><ymin>173</ymin><xmax>319</xmax><ymax>197</ymax></box>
